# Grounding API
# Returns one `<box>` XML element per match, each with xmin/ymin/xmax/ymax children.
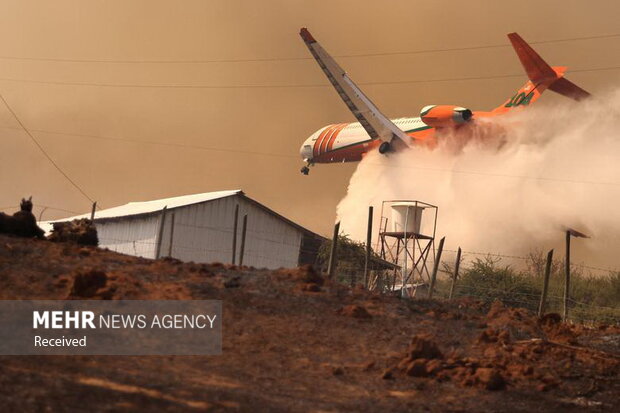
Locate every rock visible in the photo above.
<box><xmin>408</xmin><ymin>335</ymin><xmax>443</xmax><ymax>360</ymax></box>
<box><xmin>461</xmin><ymin>357</ymin><xmax>480</xmax><ymax>368</ymax></box>
<box><xmin>162</xmin><ymin>256</ymin><xmax>183</xmax><ymax>265</ymax></box>
<box><xmin>406</xmin><ymin>359</ymin><xmax>429</xmax><ymax>377</ymax></box>
<box><xmin>223</xmin><ymin>277</ymin><xmax>241</xmax><ymax>288</ymax></box>
<box><xmin>478</xmin><ymin>328</ymin><xmax>499</xmax><ymax>343</ymax></box>
<box><xmin>398</xmin><ymin>356</ymin><xmax>413</xmax><ymax>370</ymax></box>
<box><xmin>425</xmin><ymin>359</ymin><xmax>444</xmax><ymax>376</ymax></box>
<box><xmin>475</xmin><ymin>368</ymin><xmax>506</xmax><ymax>391</ymax></box>
<box><xmin>362</xmin><ymin>361</ymin><xmax>375</xmax><ymax>371</ymax></box>
<box><xmin>483</xmin><ymin>346</ymin><xmax>503</xmax><ymax>359</ymax></box>
<box><xmin>340</xmin><ymin>305</ymin><xmax>371</xmax><ymax>319</ymax></box>
<box><xmin>293</xmin><ymin>264</ymin><xmax>324</xmax><ymax>286</ymax></box>
<box><xmin>497</xmin><ymin>329</ymin><xmax>511</xmax><ymax>344</ymax></box>
<box><xmin>301</xmin><ymin>283</ymin><xmax>321</xmax><ymax>292</ymax></box>
<box><xmin>78</xmin><ymin>247</ymin><xmax>91</xmax><ymax>257</ymax></box>
<box><xmin>198</xmin><ymin>266</ymin><xmax>215</xmax><ymax>277</ymax></box>
<box><xmin>70</xmin><ymin>269</ymin><xmax>107</xmax><ymax>297</ymax></box>
<box><xmin>539</xmin><ymin>313</ymin><xmax>562</xmax><ymax>326</ymax></box>
<box><xmin>96</xmin><ymin>287</ymin><xmax>116</xmax><ymax>300</ymax></box>
<box><xmin>332</xmin><ymin>366</ymin><xmax>344</xmax><ymax>376</ymax></box>
<box><xmin>381</xmin><ymin>368</ymin><xmax>394</xmax><ymax>380</ymax></box>
<box><xmin>53</xmin><ymin>276</ymin><xmax>70</xmax><ymax>288</ymax></box>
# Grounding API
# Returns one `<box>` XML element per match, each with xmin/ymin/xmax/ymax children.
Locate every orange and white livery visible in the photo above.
<box><xmin>298</xmin><ymin>28</ymin><xmax>590</xmax><ymax>174</ymax></box>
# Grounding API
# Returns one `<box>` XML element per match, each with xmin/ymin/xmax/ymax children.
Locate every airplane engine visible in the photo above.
<box><xmin>420</xmin><ymin>105</ymin><xmax>473</xmax><ymax>128</ymax></box>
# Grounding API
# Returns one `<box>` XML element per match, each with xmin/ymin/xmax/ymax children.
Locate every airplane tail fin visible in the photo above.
<box><xmin>493</xmin><ymin>33</ymin><xmax>590</xmax><ymax>113</ymax></box>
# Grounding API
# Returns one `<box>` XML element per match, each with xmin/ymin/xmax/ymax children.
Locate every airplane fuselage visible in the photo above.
<box><xmin>299</xmin><ymin>112</ymin><xmax>493</xmax><ymax>164</ymax></box>
<box><xmin>300</xmin><ymin>117</ymin><xmax>429</xmax><ymax>164</ymax></box>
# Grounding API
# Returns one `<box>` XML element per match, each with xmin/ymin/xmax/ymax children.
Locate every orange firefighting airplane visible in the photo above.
<box><xmin>298</xmin><ymin>28</ymin><xmax>590</xmax><ymax>175</ymax></box>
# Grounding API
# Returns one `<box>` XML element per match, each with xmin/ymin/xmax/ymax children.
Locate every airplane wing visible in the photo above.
<box><xmin>300</xmin><ymin>28</ymin><xmax>410</xmax><ymax>147</ymax></box>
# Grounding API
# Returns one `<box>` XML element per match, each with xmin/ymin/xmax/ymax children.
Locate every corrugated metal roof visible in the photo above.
<box><xmin>40</xmin><ymin>190</ymin><xmax>326</xmax><ymax>242</ymax></box>
<box><xmin>40</xmin><ymin>190</ymin><xmax>242</xmax><ymax>232</ymax></box>
<box><xmin>41</xmin><ymin>189</ymin><xmax>327</xmax><ymax>244</ymax></box>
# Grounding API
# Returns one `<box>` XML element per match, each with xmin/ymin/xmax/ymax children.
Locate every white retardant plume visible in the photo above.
<box><xmin>336</xmin><ymin>90</ymin><xmax>620</xmax><ymax>270</ymax></box>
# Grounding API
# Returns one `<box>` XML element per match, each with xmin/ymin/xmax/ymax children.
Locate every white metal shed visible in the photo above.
<box><xmin>44</xmin><ymin>190</ymin><xmax>324</xmax><ymax>269</ymax></box>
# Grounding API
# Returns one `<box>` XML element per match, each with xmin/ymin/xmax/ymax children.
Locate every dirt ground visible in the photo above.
<box><xmin>0</xmin><ymin>234</ymin><xmax>618</xmax><ymax>412</ymax></box>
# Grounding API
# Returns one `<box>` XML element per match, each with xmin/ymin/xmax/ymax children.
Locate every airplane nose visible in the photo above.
<box><xmin>300</xmin><ymin>138</ymin><xmax>313</xmax><ymax>161</ymax></box>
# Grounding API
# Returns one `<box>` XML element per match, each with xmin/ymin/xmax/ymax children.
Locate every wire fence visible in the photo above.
<box><xmin>440</xmin><ymin>248</ymin><xmax>618</xmax><ymax>276</ymax></box>
<box><xmin>330</xmin><ymin>239</ymin><xmax>619</xmax><ymax>325</ymax></box>
<box><xmin>40</xmin><ymin>208</ymin><xmax>620</xmax><ymax>325</ymax></box>
<box><xmin>444</xmin><ymin>285</ymin><xmax>620</xmax><ymax>325</ymax></box>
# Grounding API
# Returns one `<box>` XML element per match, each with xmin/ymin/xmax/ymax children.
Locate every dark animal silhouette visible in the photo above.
<box><xmin>0</xmin><ymin>196</ymin><xmax>45</xmax><ymax>239</ymax></box>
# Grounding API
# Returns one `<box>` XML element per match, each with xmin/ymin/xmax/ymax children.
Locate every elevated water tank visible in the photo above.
<box><xmin>391</xmin><ymin>202</ymin><xmax>424</xmax><ymax>234</ymax></box>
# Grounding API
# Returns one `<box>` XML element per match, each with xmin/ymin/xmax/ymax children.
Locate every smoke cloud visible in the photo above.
<box><xmin>336</xmin><ymin>90</ymin><xmax>620</xmax><ymax>270</ymax></box>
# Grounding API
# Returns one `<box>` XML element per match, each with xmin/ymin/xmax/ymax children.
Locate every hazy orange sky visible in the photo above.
<box><xmin>1</xmin><ymin>0</ymin><xmax>619</xmax><ymax>235</ymax></box>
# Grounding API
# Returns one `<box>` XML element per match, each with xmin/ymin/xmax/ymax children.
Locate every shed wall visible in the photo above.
<box><xmin>96</xmin><ymin>215</ymin><xmax>159</xmax><ymax>259</ymax></box>
<box><xmin>95</xmin><ymin>195</ymin><xmax>303</xmax><ymax>269</ymax></box>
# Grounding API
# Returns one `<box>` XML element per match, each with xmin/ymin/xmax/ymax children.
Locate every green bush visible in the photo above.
<box><xmin>316</xmin><ymin>234</ymin><xmax>367</xmax><ymax>285</ymax></box>
<box><xmin>454</xmin><ymin>257</ymin><xmax>540</xmax><ymax>311</ymax></box>
<box><xmin>316</xmin><ymin>234</ymin><xmax>395</xmax><ymax>288</ymax></box>
<box><xmin>445</xmin><ymin>256</ymin><xmax>620</xmax><ymax>324</ymax></box>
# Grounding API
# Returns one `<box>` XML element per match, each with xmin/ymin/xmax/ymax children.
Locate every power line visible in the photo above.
<box><xmin>2</xmin><ymin>124</ymin><xmax>618</xmax><ymax>188</ymax></box>
<box><xmin>360</xmin><ymin>66</ymin><xmax>620</xmax><ymax>86</ymax></box>
<box><xmin>0</xmin><ymin>204</ymin><xmax>79</xmax><ymax>215</ymax></box>
<box><xmin>0</xmin><ymin>33</ymin><xmax>618</xmax><ymax>64</ymax></box>
<box><xmin>332</xmin><ymin>33</ymin><xmax>620</xmax><ymax>59</ymax></box>
<box><xmin>0</xmin><ymin>125</ymin><xmax>297</xmax><ymax>160</ymax></box>
<box><xmin>0</xmin><ymin>92</ymin><xmax>95</xmax><ymax>204</ymax></box>
<box><xmin>0</xmin><ymin>65</ymin><xmax>617</xmax><ymax>90</ymax></box>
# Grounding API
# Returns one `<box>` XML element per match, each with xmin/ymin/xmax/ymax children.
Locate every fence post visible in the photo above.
<box><xmin>238</xmin><ymin>214</ymin><xmax>248</xmax><ymax>266</ymax></box>
<box><xmin>167</xmin><ymin>213</ymin><xmax>176</xmax><ymax>257</ymax></box>
<box><xmin>564</xmin><ymin>231</ymin><xmax>571</xmax><ymax>321</ymax></box>
<box><xmin>155</xmin><ymin>206</ymin><xmax>168</xmax><ymax>259</ymax></box>
<box><xmin>232</xmin><ymin>204</ymin><xmax>239</xmax><ymax>264</ymax></box>
<box><xmin>538</xmin><ymin>249</ymin><xmax>554</xmax><ymax>317</ymax></box>
<box><xmin>427</xmin><ymin>237</ymin><xmax>445</xmax><ymax>299</ymax></box>
<box><xmin>327</xmin><ymin>222</ymin><xmax>340</xmax><ymax>279</ymax></box>
<box><xmin>90</xmin><ymin>201</ymin><xmax>97</xmax><ymax>221</ymax></box>
<box><xmin>448</xmin><ymin>247</ymin><xmax>461</xmax><ymax>300</ymax></box>
<box><xmin>363</xmin><ymin>206</ymin><xmax>374</xmax><ymax>289</ymax></box>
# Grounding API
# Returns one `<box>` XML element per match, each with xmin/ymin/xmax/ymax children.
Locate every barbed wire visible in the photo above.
<box><xmin>440</xmin><ymin>248</ymin><xmax>617</xmax><ymax>274</ymax></box>
<box><xmin>435</xmin><ymin>284</ymin><xmax>620</xmax><ymax>315</ymax></box>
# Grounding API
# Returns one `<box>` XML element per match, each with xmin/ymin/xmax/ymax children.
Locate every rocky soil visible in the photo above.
<box><xmin>0</xmin><ymin>234</ymin><xmax>618</xmax><ymax>412</ymax></box>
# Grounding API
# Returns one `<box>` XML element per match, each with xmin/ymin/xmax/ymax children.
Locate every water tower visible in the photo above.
<box><xmin>377</xmin><ymin>200</ymin><xmax>438</xmax><ymax>297</ymax></box>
